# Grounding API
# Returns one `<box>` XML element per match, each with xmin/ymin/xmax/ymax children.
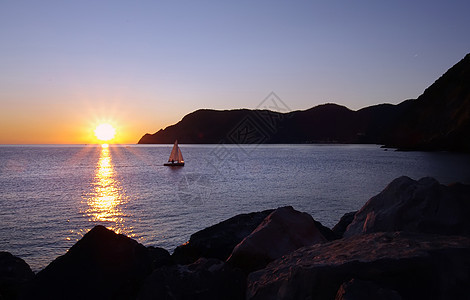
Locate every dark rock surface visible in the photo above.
<box><xmin>227</xmin><ymin>206</ymin><xmax>326</xmax><ymax>273</ymax></box>
<box><xmin>172</xmin><ymin>209</ymin><xmax>274</xmax><ymax>265</ymax></box>
<box><xmin>335</xmin><ymin>278</ymin><xmax>402</xmax><ymax>300</ymax></box>
<box><xmin>247</xmin><ymin>232</ymin><xmax>470</xmax><ymax>300</ymax></box>
<box><xmin>137</xmin><ymin>258</ymin><xmax>245</xmax><ymax>300</ymax></box>
<box><xmin>147</xmin><ymin>246</ymin><xmax>173</xmax><ymax>269</ymax></box>
<box><xmin>22</xmin><ymin>225</ymin><xmax>152</xmax><ymax>300</ymax></box>
<box><xmin>332</xmin><ymin>211</ymin><xmax>357</xmax><ymax>237</ymax></box>
<box><xmin>344</xmin><ymin>176</ymin><xmax>470</xmax><ymax>237</ymax></box>
<box><xmin>0</xmin><ymin>252</ymin><xmax>34</xmax><ymax>300</ymax></box>
<box><xmin>314</xmin><ymin>219</ymin><xmax>341</xmax><ymax>241</ymax></box>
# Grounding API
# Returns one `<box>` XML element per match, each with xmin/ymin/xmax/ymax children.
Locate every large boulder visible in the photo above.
<box><xmin>227</xmin><ymin>206</ymin><xmax>326</xmax><ymax>273</ymax></box>
<box><xmin>137</xmin><ymin>258</ymin><xmax>245</xmax><ymax>300</ymax></box>
<box><xmin>344</xmin><ymin>176</ymin><xmax>470</xmax><ymax>237</ymax></box>
<box><xmin>23</xmin><ymin>225</ymin><xmax>152</xmax><ymax>300</ymax></box>
<box><xmin>247</xmin><ymin>232</ymin><xmax>470</xmax><ymax>300</ymax></box>
<box><xmin>172</xmin><ymin>209</ymin><xmax>274</xmax><ymax>264</ymax></box>
<box><xmin>0</xmin><ymin>252</ymin><xmax>34</xmax><ymax>300</ymax></box>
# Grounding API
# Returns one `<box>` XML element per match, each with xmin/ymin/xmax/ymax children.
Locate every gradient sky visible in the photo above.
<box><xmin>1</xmin><ymin>1</ymin><xmax>469</xmax><ymax>144</ymax></box>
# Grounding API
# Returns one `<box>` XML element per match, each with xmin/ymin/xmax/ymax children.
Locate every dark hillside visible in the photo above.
<box><xmin>139</xmin><ymin>53</ymin><xmax>470</xmax><ymax>152</ymax></box>
<box><xmin>385</xmin><ymin>53</ymin><xmax>470</xmax><ymax>151</ymax></box>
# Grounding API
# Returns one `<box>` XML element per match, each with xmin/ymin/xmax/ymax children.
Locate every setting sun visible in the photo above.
<box><xmin>94</xmin><ymin>123</ymin><xmax>116</xmax><ymax>142</ymax></box>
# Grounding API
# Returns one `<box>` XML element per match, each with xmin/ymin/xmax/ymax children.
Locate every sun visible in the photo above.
<box><xmin>94</xmin><ymin>123</ymin><xmax>116</xmax><ymax>142</ymax></box>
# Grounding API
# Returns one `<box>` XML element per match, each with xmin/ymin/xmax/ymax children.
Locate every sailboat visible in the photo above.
<box><xmin>164</xmin><ymin>140</ymin><xmax>185</xmax><ymax>166</ymax></box>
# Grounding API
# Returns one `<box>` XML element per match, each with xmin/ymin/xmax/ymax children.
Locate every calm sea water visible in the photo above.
<box><xmin>1</xmin><ymin>144</ymin><xmax>470</xmax><ymax>272</ymax></box>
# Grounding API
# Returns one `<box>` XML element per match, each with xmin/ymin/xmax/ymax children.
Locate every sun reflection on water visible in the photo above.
<box><xmin>82</xmin><ymin>144</ymin><xmax>133</xmax><ymax>236</ymax></box>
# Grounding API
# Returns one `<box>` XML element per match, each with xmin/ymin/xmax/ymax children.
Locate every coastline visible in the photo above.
<box><xmin>2</xmin><ymin>176</ymin><xmax>470</xmax><ymax>299</ymax></box>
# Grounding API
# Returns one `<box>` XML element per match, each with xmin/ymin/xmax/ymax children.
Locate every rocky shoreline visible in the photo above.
<box><xmin>1</xmin><ymin>176</ymin><xmax>470</xmax><ymax>299</ymax></box>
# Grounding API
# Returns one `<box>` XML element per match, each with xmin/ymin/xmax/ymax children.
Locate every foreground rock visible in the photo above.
<box><xmin>5</xmin><ymin>176</ymin><xmax>470</xmax><ymax>299</ymax></box>
<box><xmin>247</xmin><ymin>232</ymin><xmax>470</xmax><ymax>300</ymax></box>
<box><xmin>173</xmin><ymin>209</ymin><xmax>274</xmax><ymax>264</ymax></box>
<box><xmin>344</xmin><ymin>176</ymin><xmax>470</xmax><ymax>237</ymax></box>
<box><xmin>147</xmin><ymin>246</ymin><xmax>172</xmax><ymax>269</ymax></box>
<box><xmin>227</xmin><ymin>206</ymin><xmax>327</xmax><ymax>273</ymax></box>
<box><xmin>332</xmin><ymin>211</ymin><xmax>357</xmax><ymax>238</ymax></box>
<box><xmin>23</xmin><ymin>225</ymin><xmax>153</xmax><ymax>300</ymax></box>
<box><xmin>138</xmin><ymin>258</ymin><xmax>245</xmax><ymax>300</ymax></box>
<box><xmin>0</xmin><ymin>252</ymin><xmax>34</xmax><ymax>300</ymax></box>
<box><xmin>335</xmin><ymin>278</ymin><xmax>402</xmax><ymax>300</ymax></box>
<box><xmin>313</xmin><ymin>219</ymin><xmax>341</xmax><ymax>241</ymax></box>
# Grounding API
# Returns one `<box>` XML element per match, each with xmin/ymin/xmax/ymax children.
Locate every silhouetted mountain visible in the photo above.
<box><xmin>384</xmin><ymin>53</ymin><xmax>470</xmax><ymax>151</ymax></box>
<box><xmin>138</xmin><ymin>109</ymin><xmax>280</xmax><ymax>144</ymax></box>
<box><xmin>137</xmin><ymin>103</ymin><xmax>406</xmax><ymax>145</ymax></box>
<box><xmin>139</xmin><ymin>53</ymin><xmax>470</xmax><ymax>152</ymax></box>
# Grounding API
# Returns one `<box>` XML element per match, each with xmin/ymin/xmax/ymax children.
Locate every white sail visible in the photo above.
<box><xmin>168</xmin><ymin>140</ymin><xmax>183</xmax><ymax>162</ymax></box>
<box><xmin>168</xmin><ymin>140</ymin><xmax>178</xmax><ymax>162</ymax></box>
<box><xmin>177</xmin><ymin>147</ymin><xmax>184</xmax><ymax>162</ymax></box>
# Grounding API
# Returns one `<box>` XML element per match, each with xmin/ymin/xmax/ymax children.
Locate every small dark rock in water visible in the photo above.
<box><xmin>335</xmin><ymin>278</ymin><xmax>402</xmax><ymax>300</ymax></box>
<box><xmin>172</xmin><ymin>209</ymin><xmax>274</xmax><ymax>264</ymax></box>
<box><xmin>0</xmin><ymin>252</ymin><xmax>34</xmax><ymax>300</ymax></box>
<box><xmin>23</xmin><ymin>225</ymin><xmax>152</xmax><ymax>300</ymax></box>
<box><xmin>227</xmin><ymin>206</ymin><xmax>327</xmax><ymax>273</ymax></box>
<box><xmin>344</xmin><ymin>176</ymin><xmax>470</xmax><ymax>237</ymax></box>
<box><xmin>332</xmin><ymin>211</ymin><xmax>357</xmax><ymax>237</ymax></box>
<box><xmin>137</xmin><ymin>257</ymin><xmax>246</xmax><ymax>300</ymax></box>
<box><xmin>247</xmin><ymin>232</ymin><xmax>470</xmax><ymax>300</ymax></box>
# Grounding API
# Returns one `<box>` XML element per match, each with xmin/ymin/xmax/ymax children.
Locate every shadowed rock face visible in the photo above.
<box><xmin>247</xmin><ymin>232</ymin><xmax>470</xmax><ymax>300</ymax></box>
<box><xmin>227</xmin><ymin>206</ymin><xmax>327</xmax><ymax>273</ymax></box>
<box><xmin>332</xmin><ymin>211</ymin><xmax>357</xmax><ymax>238</ymax></box>
<box><xmin>138</xmin><ymin>258</ymin><xmax>246</xmax><ymax>300</ymax></box>
<box><xmin>147</xmin><ymin>246</ymin><xmax>173</xmax><ymax>269</ymax></box>
<box><xmin>172</xmin><ymin>209</ymin><xmax>274</xmax><ymax>265</ymax></box>
<box><xmin>344</xmin><ymin>176</ymin><xmax>470</xmax><ymax>237</ymax></box>
<box><xmin>335</xmin><ymin>278</ymin><xmax>402</xmax><ymax>300</ymax></box>
<box><xmin>0</xmin><ymin>252</ymin><xmax>34</xmax><ymax>300</ymax></box>
<box><xmin>23</xmin><ymin>225</ymin><xmax>152</xmax><ymax>300</ymax></box>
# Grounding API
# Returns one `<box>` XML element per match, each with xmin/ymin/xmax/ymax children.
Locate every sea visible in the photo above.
<box><xmin>1</xmin><ymin>144</ymin><xmax>470</xmax><ymax>272</ymax></box>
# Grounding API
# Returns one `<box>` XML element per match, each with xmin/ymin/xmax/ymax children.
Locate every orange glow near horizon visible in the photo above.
<box><xmin>0</xmin><ymin>97</ymin><xmax>174</xmax><ymax>144</ymax></box>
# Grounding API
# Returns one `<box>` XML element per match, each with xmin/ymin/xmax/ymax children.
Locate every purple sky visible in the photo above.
<box><xmin>1</xmin><ymin>1</ymin><xmax>469</xmax><ymax>143</ymax></box>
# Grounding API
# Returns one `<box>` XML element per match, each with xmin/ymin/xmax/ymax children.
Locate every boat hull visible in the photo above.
<box><xmin>164</xmin><ymin>162</ymin><xmax>184</xmax><ymax>167</ymax></box>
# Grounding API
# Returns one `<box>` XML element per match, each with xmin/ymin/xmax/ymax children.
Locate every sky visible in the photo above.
<box><xmin>1</xmin><ymin>1</ymin><xmax>469</xmax><ymax>144</ymax></box>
